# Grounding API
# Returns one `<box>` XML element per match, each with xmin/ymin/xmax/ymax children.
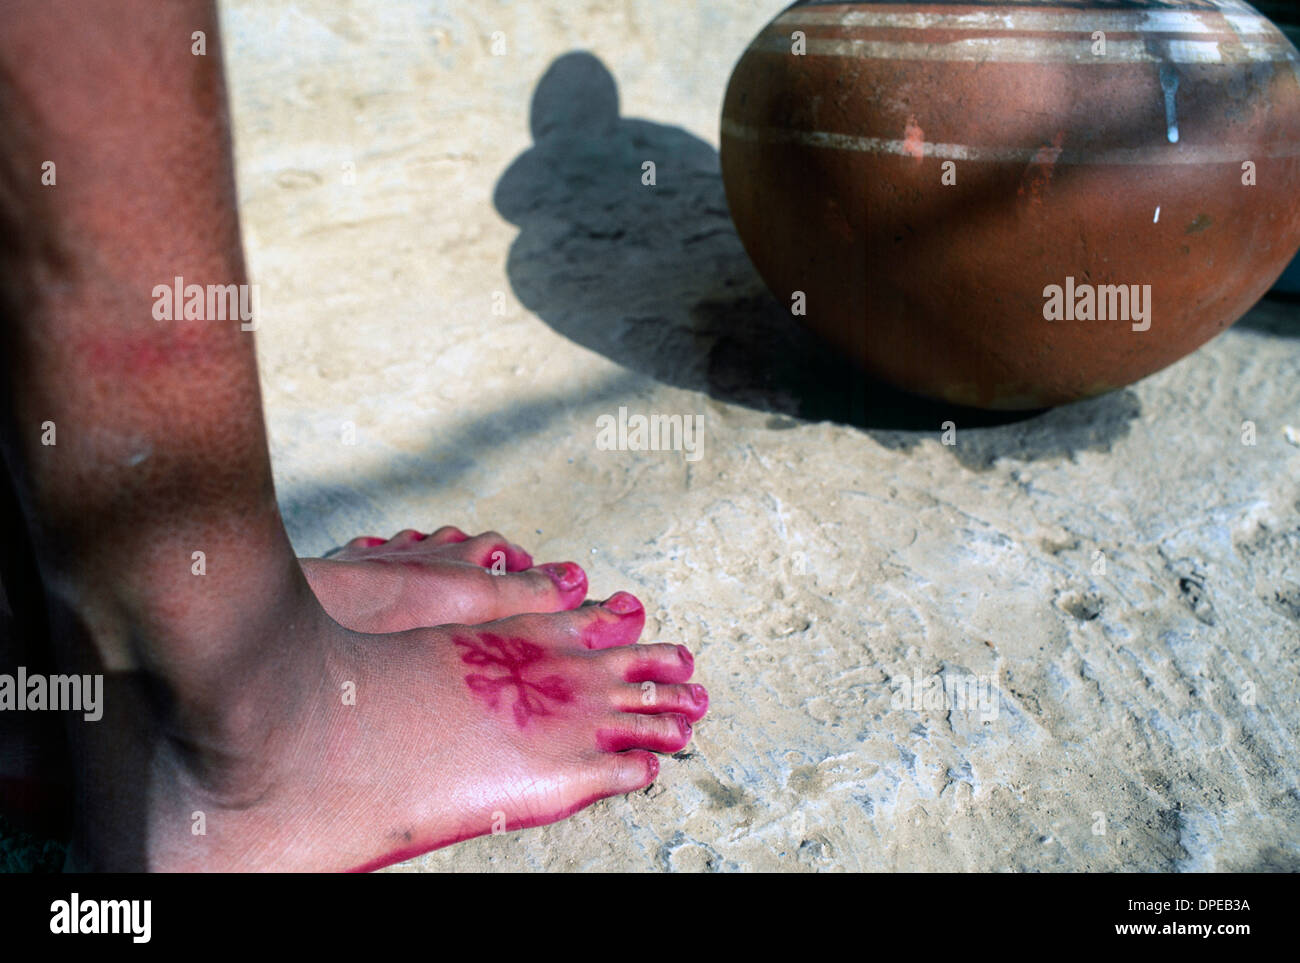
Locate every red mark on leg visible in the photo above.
<box><xmin>77</xmin><ymin>331</ymin><xmax>210</xmax><ymax>374</ymax></box>
<box><xmin>455</xmin><ymin>633</ymin><xmax>574</xmax><ymax>727</ymax></box>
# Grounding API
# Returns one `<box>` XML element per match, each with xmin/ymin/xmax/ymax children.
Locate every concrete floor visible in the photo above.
<box><xmin>224</xmin><ymin>0</ymin><xmax>1300</xmax><ymax>871</ymax></box>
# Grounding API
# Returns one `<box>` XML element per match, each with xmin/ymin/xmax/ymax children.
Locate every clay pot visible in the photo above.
<box><xmin>720</xmin><ymin>0</ymin><xmax>1300</xmax><ymax>408</ymax></box>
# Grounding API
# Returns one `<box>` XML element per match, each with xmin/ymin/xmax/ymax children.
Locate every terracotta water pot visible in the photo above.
<box><xmin>720</xmin><ymin>0</ymin><xmax>1300</xmax><ymax>408</ymax></box>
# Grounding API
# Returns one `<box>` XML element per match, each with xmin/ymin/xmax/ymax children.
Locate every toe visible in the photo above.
<box><xmin>481</xmin><ymin>594</ymin><xmax>647</xmax><ymax>650</ymax></box>
<box><xmin>608</xmin><ymin>642</ymin><xmax>695</xmax><ymax>684</ymax></box>
<box><xmin>345</xmin><ymin>535</ymin><xmax>386</xmax><ymax>549</ymax></box>
<box><xmin>388</xmin><ymin>529</ymin><xmax>427</xmax><ymax>545</ymax></box>
<box><xmin>530</xmin><ymin>562</ymin><xmax>588</xmax><ymax>607</ymax></box>
<box><xmin>428</xmin><ymin>525</ymin><xmax>469</xmax><ymax>545</ymax></box>
<box><xmin>596</xmin><ymin>713</ymin><xmax>694</xmax><ymax>753</ymax></box>
<box><xmin>615</xmin><ymin>681</ymin><xmax>709</xmax><ymax>721</ymax></box>
<box><xmin>459</xmin><ymin>531</ymin><xmax>534</xmax><ymax>571</ymax></box>
<box><xmin>576</xmin><ymin>593</ymin><xmax>646</xmax><ymax>649</ymax></box>
<box><xmin>408</xmin><ymin>561</ymin><xmax>588</xmax><ymax>624</ymax></box>
<box><xmin>593</xmin><ymin>750</ymin><xmax>660</xmax><ymax>795</ymax></box>
<box><xmin>481</xmin><ymin>562</ymin><xmax>588</xmax><ymax>618</ymax></box>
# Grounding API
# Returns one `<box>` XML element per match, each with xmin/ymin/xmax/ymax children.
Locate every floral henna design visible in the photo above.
<box><xmin>454</xmin><ymin>633</ymin><xmax>575</xmax><ymax>727</ymax></box>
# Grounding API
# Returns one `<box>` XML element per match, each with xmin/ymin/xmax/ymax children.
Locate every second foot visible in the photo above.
<box><xmin>301</xmin><ymin>526</ymin><xmax>588</xmax><ymax>632</ymax></box>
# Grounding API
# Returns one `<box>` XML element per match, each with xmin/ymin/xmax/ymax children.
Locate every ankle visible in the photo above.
<box><xmin>48</xmin><ymin>539</ymin><xmax>332</xmax><ymax>741</ymax></box>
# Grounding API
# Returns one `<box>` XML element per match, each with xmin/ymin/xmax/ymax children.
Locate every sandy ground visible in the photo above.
<box><xmin>221</xmin><ymin>0</ymin><xmax>1300</xmax><ymax>871</ymax></box>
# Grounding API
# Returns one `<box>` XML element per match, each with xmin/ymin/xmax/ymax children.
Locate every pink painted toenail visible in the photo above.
<box><xmin>539</xmin><ymin>562</ymin><xmax>585</xmax><ymax>592</ymax></box>
<box><xmin>603</xmin><ymin>592</ymin><xmax>642</xmax><ymax>615</ymax></box>
<box><xmin>691</xmin><ymin>684</ymin><xmax>708</xmax><ymax>705</ymax></box>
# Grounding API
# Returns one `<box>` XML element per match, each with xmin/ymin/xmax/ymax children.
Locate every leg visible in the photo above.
<box><xmin>0</xmin><ymin>0</ymin><xmax>704</xmax><ymax>871</ymax></box>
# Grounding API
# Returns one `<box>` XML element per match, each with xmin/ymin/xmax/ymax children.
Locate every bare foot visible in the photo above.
<box><xmin>83</xmin><ymin>576</ymin><xmax>707</xmax><ymax>872</ymax></box>
<box><xmin>302</xmin><ymin>526</ymin><xmax>588</xmax><ymax>632</ymax></box>
<box><xmin>0</xmin><ymin>525</ymin><xmax>583</xmax><ymax>832</ymax></box>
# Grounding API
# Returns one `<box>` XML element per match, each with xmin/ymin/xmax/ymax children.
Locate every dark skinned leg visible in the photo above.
<box><xmin>0</xmin><ymin>0</ymin><xmax>704</xmax><ymax>870</ymax></box>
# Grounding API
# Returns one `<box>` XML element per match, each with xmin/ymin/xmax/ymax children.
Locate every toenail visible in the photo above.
<box><xmin>677</xmin><ymin>645</ymin><xmax>694</xmax><ymax>666</ymax></box>
<box><xmin>539</xmin><ymin>561</ymin><xmax>584</xmax><ymax>591</ymax></box>
<box><xmin>690</xmin><ymin>684</ymin><xmax>708</xmax><ymax>704</ymax></box>
<box><xmin>603</xmin><ymin>592</ymin><xmax>642</xmax><ymax>615</ymax></box>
